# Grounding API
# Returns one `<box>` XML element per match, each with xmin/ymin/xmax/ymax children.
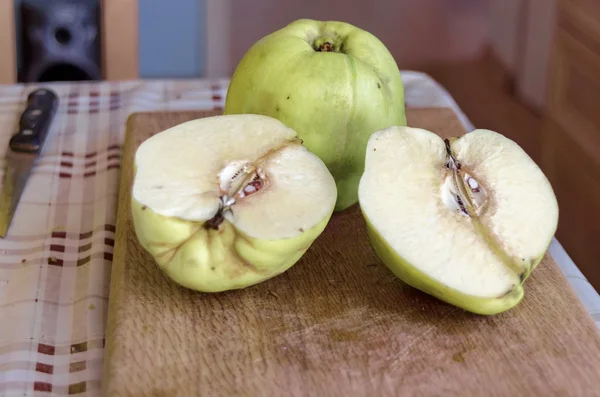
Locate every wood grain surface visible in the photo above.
<box><xmin>0</xmin><ymin>0</ymin><xmax>17</xmax><ymax>84</ymax></box>
<box><xmin>103</xmin><ymin>108</ymin><xmax>600</xmax><ymax>397</ymax></box>
<box><xmin>101</xmin><ymin>0</ymin><xmax>138</xmax><ymax>80</ymax></box>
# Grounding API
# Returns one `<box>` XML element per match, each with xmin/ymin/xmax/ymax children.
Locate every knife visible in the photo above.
<box><xmin>0</xmin><ymin>88</ymin><xmax>59</xmax><ymax>237</ymax></box>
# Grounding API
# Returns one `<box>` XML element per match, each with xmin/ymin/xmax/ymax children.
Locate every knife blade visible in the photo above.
<box><xmin>0</xmin><ymin>88</ymin><xmax>59</xmax><ymax>237</ymax></box>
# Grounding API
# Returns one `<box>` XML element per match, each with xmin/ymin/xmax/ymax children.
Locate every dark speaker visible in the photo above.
<box><xmin>20</xmin><ymin>0</ymin><xmax>102</xmax><ymax>83</ymax></box>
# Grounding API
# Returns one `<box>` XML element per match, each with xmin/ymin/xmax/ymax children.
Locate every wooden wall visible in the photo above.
<box><xmin>0</xmin><ymin>0</ymin><xmax>17</xmax><ymax>84</ymax></box>
<box><xmin>541</xmin><ymin>0</ymin><xmax>600</xmax><ymax>290</ymax></box>
<box><xmin>205</xmin><ymin>0</ymin><xmax>491</xmax><ymax>77</ymax></box>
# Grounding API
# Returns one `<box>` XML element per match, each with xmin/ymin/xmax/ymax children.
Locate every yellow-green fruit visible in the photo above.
<box><xmin>131</xmin><ymin>114</ymin><xmax>337</xmax><ymax>293</ymax></box>
<box><xmin>131</xmin><ymin>199</ymin><xmax>331</xmax><ymax>293</ymax></box>
<box><xmin>224</xmin><ymin>18</ymin><xmax>407</xmax><ymax>212</ymax></box>
<box><xmin>358</xmin><ymin>126</ymin><xmax>559</xmax><ymax>315</ymax></box>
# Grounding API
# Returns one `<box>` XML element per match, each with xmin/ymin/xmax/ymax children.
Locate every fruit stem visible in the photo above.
<box><xmin>319</xmin><ymin>42</ymin><xmax>334</xmax><ymax>52</ymax></box>
<box><xmin>314</xmin><ymin>37</ymin><xmax>336</xmax><ymax>52</ymax></box>
<box><xmin>445</xmin><ymin>139</ymin><xmax>471</xmax><ymax>216</ymax></box>
<box><xmin>204</xmin><ymin>195</ymin><xmax>235</xmax><ymax>230</ymax></box>
<box><xmin>204</xmin><ymin>212</ymin><xmax>224</xmax><ymax>230</ymax></box>
<box><xmin>444</xmin><ymin>139</ymin><xmax>461</xmax><ymax>170</ymax></box>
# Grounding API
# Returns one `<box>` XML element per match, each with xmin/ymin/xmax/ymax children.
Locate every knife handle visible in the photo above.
<box><xmin>9</xmin><ymin>88</ymin><xmax>59</xmax><ymax>154</ymax></box>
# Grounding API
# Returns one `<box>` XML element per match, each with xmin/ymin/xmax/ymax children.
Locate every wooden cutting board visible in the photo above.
<box><xmin>103</xmin><ymin>108</ymin><xmax>600</xmax><ymax>397</ymax></box>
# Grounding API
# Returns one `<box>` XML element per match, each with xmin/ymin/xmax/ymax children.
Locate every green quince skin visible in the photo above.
<box><xmin>224</xmin><ymin>18</ymin><xmax>407</xmax><ymax>211</ymax></box>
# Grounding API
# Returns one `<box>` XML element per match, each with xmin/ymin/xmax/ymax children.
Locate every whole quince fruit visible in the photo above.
<box><xmin>224</xmin><ymin>19</ymin><xmax>407</xmax><ymax>211</ymax></box>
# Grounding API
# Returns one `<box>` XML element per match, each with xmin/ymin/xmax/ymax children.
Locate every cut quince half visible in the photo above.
<box><xmin>358</xmin><ymin>126</ymin><xmax>559</xmax><ymax>315</ymax></box>
<box><xmin>131</xmin><ymin>114</ymin><xmax>337</xmax><ymax>292</ymax></box>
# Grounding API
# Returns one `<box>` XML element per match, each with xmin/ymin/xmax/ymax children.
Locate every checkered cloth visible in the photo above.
<box><xmin>0</xmin><ymin>72</ymin><xmax>598</xmax><ymax>396</ymax></box>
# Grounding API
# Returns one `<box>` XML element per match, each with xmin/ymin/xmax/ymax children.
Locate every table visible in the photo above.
<box><xmin>0</xmin><ymin>72</ymin><xmax>598</xmax><ymax>396</ymax></box>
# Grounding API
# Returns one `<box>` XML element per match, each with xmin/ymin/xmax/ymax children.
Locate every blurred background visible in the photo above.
<box><xmin>0</xmin><ymin>0</ymin><xmax>598</xmax><ymax>292</ymax></box>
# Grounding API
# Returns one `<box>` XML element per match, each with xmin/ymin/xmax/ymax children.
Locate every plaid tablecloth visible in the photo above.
<box><xmin>0</xmin><ymin>72</ymin><xmax>598</xmax><ymax>396</ymax></box>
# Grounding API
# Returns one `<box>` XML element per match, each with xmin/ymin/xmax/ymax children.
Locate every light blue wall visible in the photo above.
<box><xmin>14</xmin><ymin>0</ymin><xmax>207</xmax><ymax>79</ymax></box>
<box><xmin>138</xmin><ymin>0</ymin><xmax>206</xmax><ymax>78</ymax></box>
